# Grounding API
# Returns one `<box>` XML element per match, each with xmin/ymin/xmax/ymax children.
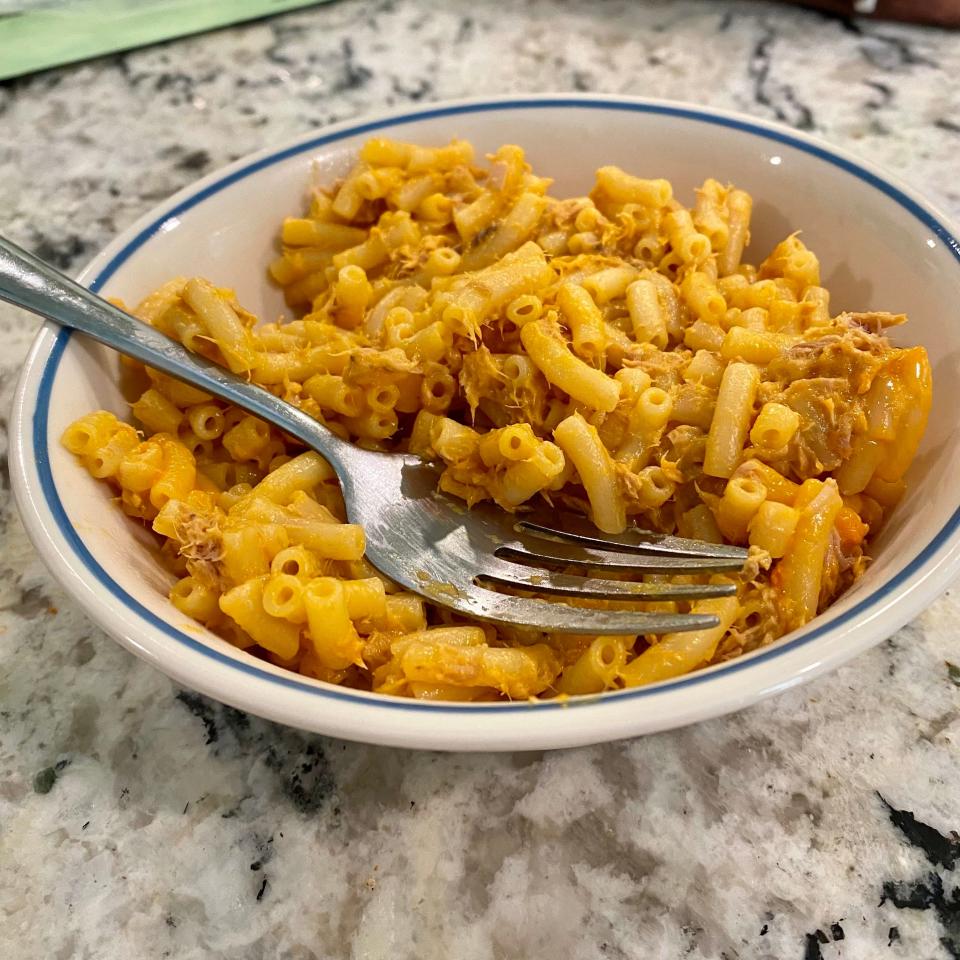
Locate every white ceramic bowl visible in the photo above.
<box><xmin>11</xmin><ymin>95</ymin><xmax>960</xmax><ymax>751</ymax></box>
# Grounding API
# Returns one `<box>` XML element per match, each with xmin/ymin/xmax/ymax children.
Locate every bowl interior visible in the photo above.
<box><xmin>36</xmin><ymin>102</ymin><xmax>960</xmax><ymax>705</ymax></box>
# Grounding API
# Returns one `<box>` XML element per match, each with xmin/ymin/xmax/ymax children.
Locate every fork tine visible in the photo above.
<box><xmin>495</xmin><ymin>540</ymin><xmax>747</xmax><ymax>574</ymax></box>
<box><xmin>471</xmin><ymin>587</ymin><xmax>720</xmax><ymax>635</ymax></box>
<box><xmin>476</xmin><ymin>568</ymin><xmax>737</xmax><ymax>601</ymax></box>
<box><xmin>516</xmin><ymin>514</ymin><xmax>748</xmax><ymax>561</ymax></box>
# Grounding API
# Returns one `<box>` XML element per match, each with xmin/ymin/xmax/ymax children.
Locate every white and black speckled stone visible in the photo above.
<box><xmin>1</xmin><ymin>2</ymin><xmax>959</xmax><ymax>958</ymax></box>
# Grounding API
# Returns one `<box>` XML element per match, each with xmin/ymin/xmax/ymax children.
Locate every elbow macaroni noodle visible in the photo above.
<box><xmin>62</xmin><ymin>138</ymin><xmax>932</xmax><ymax>700</ymax></box>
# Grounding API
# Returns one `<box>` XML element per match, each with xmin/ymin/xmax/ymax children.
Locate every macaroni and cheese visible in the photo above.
<box><xmin>62</xmin><ymin>137</ymin><xmax>932</xmax><ymax>701</ymax></box>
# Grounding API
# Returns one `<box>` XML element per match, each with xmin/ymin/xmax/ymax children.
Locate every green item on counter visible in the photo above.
<box><xmin>0</xmin><ymin>0</ymin><xmax>333</xmax><ymax>81</ymax></box>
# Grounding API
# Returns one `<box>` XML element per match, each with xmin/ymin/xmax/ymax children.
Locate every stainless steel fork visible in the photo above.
<box><xmin>0</xmin><ymin>235</ymin><xmax>747</xmax><ymax>636</ymax></box>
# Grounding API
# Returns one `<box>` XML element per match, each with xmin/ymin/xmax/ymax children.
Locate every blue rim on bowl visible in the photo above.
<box><xmin>13</xmin><ymin>95</ymin><xmax>960</xmax><ymax>735</ymax></box>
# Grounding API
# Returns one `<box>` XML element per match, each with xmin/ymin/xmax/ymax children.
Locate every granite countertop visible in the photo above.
<box><xmin>2</xmin><ymin>1</ymin><xmax>960</xmax><ymax>957</ymax></box>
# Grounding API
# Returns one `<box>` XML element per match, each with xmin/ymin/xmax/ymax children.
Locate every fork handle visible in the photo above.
<box><xmin>0</xmin><ymin>234</ymin><xmax>359</xmax><ymax>479</ymax></box>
